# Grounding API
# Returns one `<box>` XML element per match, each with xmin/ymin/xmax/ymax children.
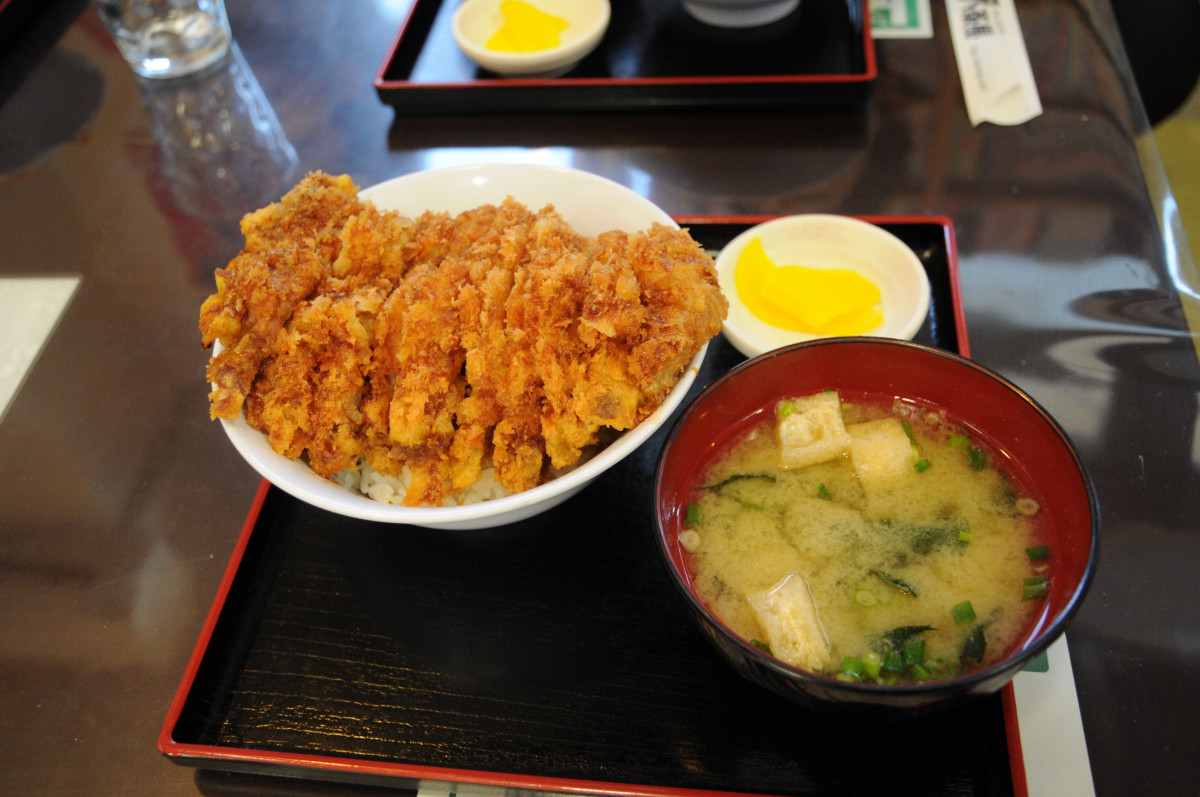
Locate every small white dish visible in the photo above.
<box><xmin>451</xmin><ymin>0</ymin><xmax>610</xmax><ymax>78</ymax></box>
<box><xmin>715</xmin><ymin>214</ymin><xmax>931</xmax><ymax>359</ymax></box>
<box><xmin>215</xmin><ymin>163</ymin><xmax>706</xmax><ymax>529</ymax></box>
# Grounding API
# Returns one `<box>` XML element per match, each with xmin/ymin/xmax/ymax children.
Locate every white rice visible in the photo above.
<box><xmin>331</xmin><ymin>435</ymin><xmax>609</xmax><ymax>507</ymax></box>
<box><xmin>333</xmin><ymin>462</ymin><xmax>511</xmax><ymax>506</ymax></box>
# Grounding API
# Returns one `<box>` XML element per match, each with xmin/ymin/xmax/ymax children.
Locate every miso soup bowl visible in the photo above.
<box><xmin>653</xmin><ymin>337</ymin><xmax>1099</xmax><ymax>714</ymax></box>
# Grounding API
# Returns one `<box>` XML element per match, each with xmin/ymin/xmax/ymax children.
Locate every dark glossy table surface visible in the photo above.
<box><xmin>2</xmin><ymin>0</ymin><xmax>1198</xmax><ymax>794</ymax></box>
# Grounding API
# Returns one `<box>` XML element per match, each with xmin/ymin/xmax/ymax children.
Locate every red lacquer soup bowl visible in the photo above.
<box><xmin>653</xmin><ymin>337</ymin><xmax>1099</xmax><ymax>714</ymax></box>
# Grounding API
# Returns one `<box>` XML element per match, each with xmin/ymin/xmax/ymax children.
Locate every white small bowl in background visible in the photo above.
<box><xmin>682</xmin><ymin>0</ymin><xmax>800</xmax><ymax>28</ymax></box>
<box><xmin>715</xmin><ymin>214</ymin><xmax>931</xmax><ymax>359</ymax></box>
<box><xmin>452</xmin><ymin>0</ymin><xmax>610</xmax><ymax>78</ymax></box>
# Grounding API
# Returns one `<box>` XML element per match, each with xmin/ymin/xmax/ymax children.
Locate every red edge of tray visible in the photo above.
<box><xmin>157</xmin><ymin>478</ymin><xmax>271</xmax><ymax>759</ymax></box>
<box><xmin>371</xmin><ymin>1</ymin><xmax>878</xmax><ymax>93</ymax></box>
<box><xmin>159</xmin><ymin>215</ymin><xmax>1020</xmax><ymax>797</ymax></box>
<box><xmin>157</xmin><ymin>532</ymin><xmax>811</xmax><ymax>797</ymax></box>
<box><xmin>1004</xmin><ymin>683</ymin><xmax>1030</xmax><ymax>797</ymax></box>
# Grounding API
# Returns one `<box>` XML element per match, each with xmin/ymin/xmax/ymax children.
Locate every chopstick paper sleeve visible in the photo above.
<box><xmin>945</xmin><ymin>0</ymin><xmax>1043</xmax><ymax>126</ymax></box>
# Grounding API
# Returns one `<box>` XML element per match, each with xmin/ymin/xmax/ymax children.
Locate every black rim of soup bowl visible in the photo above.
<box><xmin>652</xmin><ymin>337</ymin><xmax>1100</xmax><ymax>714</ymax></box>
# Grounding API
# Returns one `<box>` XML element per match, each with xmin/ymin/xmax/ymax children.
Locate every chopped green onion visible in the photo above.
<box><xmin>778</xmin><ymin>400</ymin><xmax>797</xmax><ymax>418</ymax></box>
<box><xmin>841</xmin><ymin>656</ymin><xmax>868</xmax><ymax>680</ymax></box>
<box><xmin>862</xmin><ymin>651</ymin><xmax>883</xmax><ymax>680</ymax></box>
<box><xmin>685</xmin><ymin>504</ymin><xmax>703</xmax><ymax>525</ymax></box>
<box><xmin>871</xmin><ymin>568</ymin><xmax>918</xmax><ymax>597</ymax></box>
<box><xmin>903</xmin><ymin>639</ymin><xmax>926</xmax><ymax>667</ymax></box>
<box><xmin>817</xmin><ymin>483</ymin><xmax>832</xmax><ymax>499</ymax></box>
<box><xmin>1026</xmin><ymin>545</ymin><xmax>1050</xmax><ymax>561</ymax></box>
<box><xmin>925</xmin><ymin>657</ymin><xmax>953</xmax><ymax>675</ymax></box>
<box><xmin>1016</xmin><ymin>497</ymin><xmax>1041</xmax><ymax>516</ymax></box>
<box><xmin>967</xmin><ymin>446</ymin><xmax>988</xmax><ymax>470</ymax></box>
<box><xmin>958</xmin><ymin>530</ymin><xmax>974</xmax><ymax>543</ymax></box>
<box><xmin>854</xmin><ymin>589</ymin><xmax>878</xmax><ymax>607</ymax></box>
<box><xmin>750</xmin><ymin>639</ymin><xmax>772</xmax><ymax>655</ymax></box>
<box><xmin>874</xmin><ymin>625</ymin><xmax>935</xmax><ymax>658</ymax></box>
<box><xmin>948</xmin><ymin>433</ymin><xmax>987</xmax><ymax>468</ymax></box>
<box><xmin>951</xmin><ymin>600</ymin><xmax>977</xmax><ymax>624</ymax></box>
<box><xmin>882</xmin><ymin>651</ymin><xmax>904</xmax><ymax>673</ymax></box>
<box><xmin>909</xmin><ymin>662</ymin><xmax>930</xmax><ymax>681</ymax></box>
<box><xmin>1022</xmin><ymin>576</ymin><xmax>1048</xmax><ymax>600</ymax></box>
<box><xmin>900</xmin><ymin>420</ymin><xmax>930</xmax><ymax>471</ymax></box>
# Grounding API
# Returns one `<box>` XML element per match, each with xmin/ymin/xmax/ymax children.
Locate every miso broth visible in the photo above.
<box><xmin>681</xmin><ymin>390</ymin><xmax>1049</xmax><ymax>685</ymax></box>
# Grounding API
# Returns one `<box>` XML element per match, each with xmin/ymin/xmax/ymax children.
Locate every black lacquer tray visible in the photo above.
<box><xmin>161</xmin><ymin>219</ymin><xmax>1023</xmax><ymax>796</ymax></box>
<box><xmin>374</xmin><ymin>0</ymin><xmax>876</xmax><ymax>114</ymax></box>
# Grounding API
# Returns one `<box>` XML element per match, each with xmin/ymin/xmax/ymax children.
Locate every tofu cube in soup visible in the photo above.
<box><xmin>777</xmin><ymin>392</ymin><xmax>852</xmax><ymax>469</ymax></box>
<box><xmin>847</xmin><ymin>418</ymin><xmax>915</xmax><ymax>489</ymax></box>
<box><xmin>748</xmin><ymin>572</ymin><xmax>831</xmax><ymax>671</ymax></box>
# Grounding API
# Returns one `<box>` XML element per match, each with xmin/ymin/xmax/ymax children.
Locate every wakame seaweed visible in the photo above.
<box><xmin>701</xmin><ymin>473</ymin><xmax>777</xmax><ymax>491</ymax></box>
<box><xmin>961</xmin><ymin>625</ymin><xmax>988</xmax><ymax>664</ymax></box>
<box><xmin>874</xmin><ymin>518</ymin><xmax>970</xmax><ymax>558</ymax></box>
<box><xmin>870</xmin><ymin>568</ymin><xmax>919</xmax><ymax>597</ymax></box>
<box><xmin>872</xmin><ymin>625</ymin><xmax>936</xmax><ymax>656</ymax></box>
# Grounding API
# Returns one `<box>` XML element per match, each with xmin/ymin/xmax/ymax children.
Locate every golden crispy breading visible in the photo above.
<box><xmin>449</xmin><ymin>253</ymin><xmax>516</xmax><ymax>491</ymax></box>
<box><xmin>240</xmin><ymin>172</ymin><xmax>361</xmax><ymax>261</ymax></box>
<box><xmin>627</xmin><ymin>223</ymin><xmax>730</xmax><ymax>410</ymax></box>
<box><xmin>201</xmin><ymin>172</ymin><xmax>370</xmax><ymax>420</ymax></box>
<box><xmin>326</xmin><ymin>204</ymin><xmax>416</xmax><ymax>290</ymax></box>
<box><xmin>202</xmin><ymin>247</ymin><xmax>325</xmax><ymax>420</ymax></box>
<box><xmin>200</xmin><ymin>174</ymin><xmax>728</xmax><ymax>506</ymax></box>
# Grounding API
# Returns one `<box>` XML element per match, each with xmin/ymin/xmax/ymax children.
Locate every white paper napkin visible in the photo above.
<box><xmin>1011</xmin><ymin>635</ymin><xmax>1097</xmax><ymax>796</ymax></box>
<box><xmin>945</xmin><ymin>0</ymin><xmax>1043</xmax><ymax>126</ymax></box>
<box><xmin>0</xmin><ymin>276</ymin><xmax>80</xmax><ymax>425</ymax></box>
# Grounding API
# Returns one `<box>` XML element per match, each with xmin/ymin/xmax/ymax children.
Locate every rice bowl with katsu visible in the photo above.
<box><xmin>200</xmin><ymin>164</ymin><xmax>727</xmax><ymax>528</ymax></box>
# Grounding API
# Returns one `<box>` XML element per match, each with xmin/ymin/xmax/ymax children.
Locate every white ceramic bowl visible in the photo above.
<box><xmin>682</xmin><ymin>0</ymin><xmax>800</xmax><ymax>28</ymax></box>
<box><xmin>715</xmin><ymin>214</ymin><xmax>931</xmax><ymax>359</ymax></box>
<box><xmin>216</xmin><ymin>163</ymin><xmax>708</xmax><ymax>529</ymax></box>
<box><xmin>452</xmin><ymin>0</ymin><xmax>610</xmax><ymax>77</ymax></box>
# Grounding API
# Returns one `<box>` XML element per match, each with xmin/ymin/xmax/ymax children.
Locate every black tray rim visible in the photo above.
<box><xmin>373</xmin><ymin>0</ymin><xmax>879</xmax><ymax>113</ymax></box>
<box><xmin>158</xmin><ymin>215</ymin><xmax>1032</xmax><ymax>797</ymax></box>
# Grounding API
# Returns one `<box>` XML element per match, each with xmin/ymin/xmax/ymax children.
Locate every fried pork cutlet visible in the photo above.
<box><xmin>201</xmin><ymin>246</ymin><xmax>326</xmax><ymax>420</ymax></box>
<box><xmin>200</xmin><ymin>172</ymin><xmax>368</xmax><ymax>420</ymax></box>
<box><xmin>200</xmin><ymin>173</ymin><xmax>728</xmax><ymax>507</ymax></box>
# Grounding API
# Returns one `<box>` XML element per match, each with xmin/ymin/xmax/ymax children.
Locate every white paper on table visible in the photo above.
<box><xmin>945</xmin><ymin>0</ymin><xmax>1043</xmax><ymax>126</ymax></box>
<box><xmin>0</xmin><ymin>276</ymin><xmax>81</xmax><ymax>426</ymax></box>
<box><xmin>1010</xmin><ymin>635</ymin><xmax>1097</xmax><ymax>796</ymax></box>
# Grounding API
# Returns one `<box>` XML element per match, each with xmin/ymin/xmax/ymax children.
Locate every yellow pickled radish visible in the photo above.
<box><xmin>486</xmin><ymin>1</ymin><xmax>569</xmax><ymax>53</ymax></box>
<box><xmin>759</xmin><ymin>264</ymin><xmax>883</xmax><ymax>334</ymax></box>
<box><xmin>734</xmin><ymin>237</ymin><xmax>795</xmax><ymax>329</ymax></box>
<box><xmin>734</xmin><ymin>237</ymin><xmax>883</xmax><ymax>335</ymax></box>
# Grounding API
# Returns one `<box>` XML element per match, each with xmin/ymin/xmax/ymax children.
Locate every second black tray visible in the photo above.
<box><xmin>375</xmin><ymin>0</ymin><xmax>876</xmax><ymax>114</ymax></box>
<box><xmin>160</xmin><ymin>219</ymin><xmax>1016</xmax><ymax>796</ymax></box>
